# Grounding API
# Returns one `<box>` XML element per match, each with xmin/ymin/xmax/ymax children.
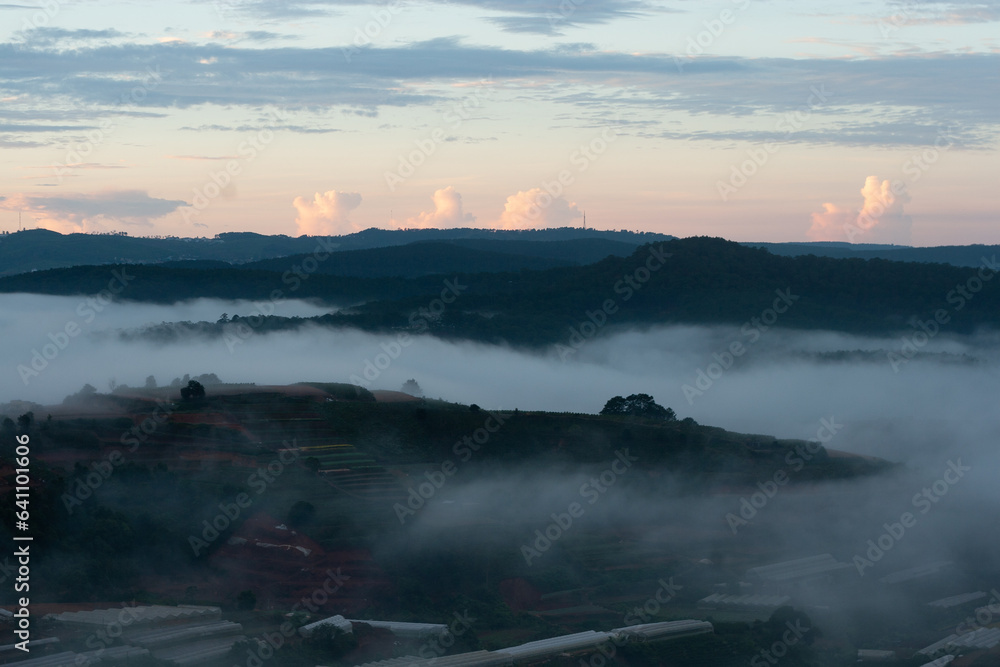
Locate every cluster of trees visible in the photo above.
<box><xmin>180</xmin><ymin>380</ymin><xmax>205</xmax><ymax>400</ymax></box>
<box><xmin>600</xmin><ymin>394</ymin><xmax>677</xmax><ymax>421</ymax></box>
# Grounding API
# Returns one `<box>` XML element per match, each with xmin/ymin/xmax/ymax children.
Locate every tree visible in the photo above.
<box><xmin>287</xmin><ymin>500</ymin><xmax>315</xmax><ymax>526</ymax></box>
<box><xmin>401</xmin><ymin>379</ymin><xmax>423</xmax><ymax>396</ymax></box>
<box><xmin>16</xmin><ymin>411</ymin><xmax>34</xmax><ymax>432</ymax></box>
<box><xmin>600</xmin><ymin>394</ymin><xmax>677</xmax><ymax>421</ymax></box>
<box><xmin>236</xmin><ymin>590</ymin><xmax>256</xmax><ymax>611</ymax></box>
<box><xmin>145</xmin><ymin>375</ymin><xmax>157</xmax><ymax>389</ymax></box>
<box><xmin>180</xmin><ymin>380</ymin><xmax>205</xmax><ymax>400</ymax></box>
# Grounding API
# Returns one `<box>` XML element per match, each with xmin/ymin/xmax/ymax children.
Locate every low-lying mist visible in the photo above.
<box><xmin>5</xmin><ymin>292</ymin><xmax>1000</xmax><ymax>639</ymax></box>
<box><xmin>4</xmin><ymin>293</ymin><xmax>998</xmax><ymax>460</ymax></box>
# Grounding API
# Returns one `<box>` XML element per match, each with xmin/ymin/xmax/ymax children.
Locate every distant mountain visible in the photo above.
<box><xmin>0</xmin><ymin>227</ymin><xmax>672</xmax><ymax>277</ymax></box>
<box><xmin>743</xmin><ymin>241</ymin><xmax>1000</xmax><ymax>268</ymax></box>
<box><xmin>7</xmin><ymin>237</ymin><xmax>1000</xmax><ymax>346</ymax></box>
<box><xmin>239</xmin><ymin>239</ymin><xmax>641</xmax><ymax>278</ymax></box>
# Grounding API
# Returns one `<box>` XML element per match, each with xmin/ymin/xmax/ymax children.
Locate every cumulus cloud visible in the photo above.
<box><xmin>292</xmin><ymin>190</ymin><xmax>362</xmax><ymax>236</ymax></box>
<box><xmin>807</xmin><ymin>175</ymin><xmax>912</xmax><ymax>244</ymax></box>
<box><xmin>0</xmin><ymin>190</ymin><xmax>187</xmax><ymax>233</ymax></box>
<box><xmin>404</xmin><ymin>187</ymin><xmax>475</xmax><ymax>229</ymax></box>
<box><xmin>496</xmin><ymin>188</ymin><xmax>582</xmax><ymax>229</ymax></box>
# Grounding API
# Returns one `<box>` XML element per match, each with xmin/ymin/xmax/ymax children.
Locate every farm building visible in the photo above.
<box><xmin>926</xmin><ymin>591</ymin><xmax>988</xmax><ymax>610</ymax></box>
<box><xmin>697</xmin><ymin>592</ymin><xmax>791</xmax><ymax>612</ymax></box>
<box><xmin>18</xmin><ymin>605</ymin><xmax>249</xmax><ymax>666</ymax></box>
<box><xmin>878</xmin><ymin>560</ymin><xmax>954</xmax><ymax>586</ymax></box>
<box><xmin>857</xmin><ymin>648</ymin><xmax>897</xmax><ymax>661</ymax></box>
<box><xmin>917</xmin><ymin>626</ymin><xmax>1000</xmax><ymax>657</ymax></box>
<box><xmin>348</xmin><ymin>619</ymin><xmax>713</xmax><ymax>667</ymax></box>
<box><xmin>611</xmin><ymin>619</ymin><xmax>714</xmax><ymax>643</ymax></box>
<box><xmin>299</xmin><ymin>614</ymin><xmax>354</xmax><ymax>637</ymax></box>
<box><xmin>4</xmin><ymin>645</ymin><xmax>151</xmax><ymax>666</ymax></box>
<box><xmin>745</xmin><ymin>554</ymin><xmax>853</xmax><ymax>593</ymax></box>
<box><xmin>917</xmin><ymin>657</ymin><xmax>954</xmax><ymax>667</ymax></box>
<box><xmin>346</xmin><ymin>619</ymin><xmax>450</xmax><ymax>640</ymax></box>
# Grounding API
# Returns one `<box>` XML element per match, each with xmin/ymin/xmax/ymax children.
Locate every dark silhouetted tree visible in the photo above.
<box><xmin>401</xmin><ymin>378</ymin><xmax>423</xmax><ymax>396</ymax></box>
<box><xmin>287</xmin><ymin>500</ymin><xmax>315</xmax><ymax>527</ymax></box>
<box><xmin>236</xmin><ymin>590</ymin><xmax>256</xmax><ymax>610</ymax></box>
<box><xmin>16</xmin><ymin>411</ymin><xmax>33</xmax><ymax>431</ymax></box>
<box><xmin>181</xmin><ymin>380</ymin><xmax>205</xmax><ymax>400</ymax></box>
<box><xmin>601</xmin><ymin>394</ymin><xmax>676</xmax><ymax>421</ymax></box>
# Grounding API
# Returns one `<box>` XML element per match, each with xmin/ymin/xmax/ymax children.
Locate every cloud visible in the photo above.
<box><xmin>165</xmin><ymin>154</ymin><xmax>239</xmax><ymax>161</ymax></box>
<box><xmin>496</xmin><ymin>188</ymin><xmax>582</xmax><ymax>229</ymax></box>
<box><xmin>203</xmin><ymin>30</ymin><xmax>287</xmax><ymax>42</ymax></box>
<box><xmin>0</xmin><ymin>31</ymin><xmax>997</xmax><ymax>148</ymax></box>
<box><xmin>292</xmin><ymin>190</ymin><xmax>362</xmax><ymax>236</ymax></box>
<box><xmin>404</xmin><ymin>187</ymin><xmax>475</xmax><ymax>229</ymax></box>
<box><xmin>19</xmin><ymin>28</ymin><xmax>127</xmax><ymax>46</ymax></box>
<box><xmin>808</xmin><ymin>176</ymin><xmax>913</xmax><ymax>244</ymax></box>
<box><xmin>0</xmin><ymin>190</ymin><xmax>188</xmax><ymax>233</ymax></box>
<box><xmin>881</xmin><ymin>0</ymin><xmax>1000</xmax><ymax>25</ymax></box>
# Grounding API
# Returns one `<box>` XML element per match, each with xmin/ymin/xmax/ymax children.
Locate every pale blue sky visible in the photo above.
<box><xmin>0</xmin><ymin>0</ymin><xmax>997</xmax><ymax>244</ymax></box>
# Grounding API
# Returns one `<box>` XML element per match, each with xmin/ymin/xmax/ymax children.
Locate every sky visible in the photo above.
<box><xmin>0</xmin><ymin>0</ymin><xmax>997</xmax><ymax>245</ymax></box>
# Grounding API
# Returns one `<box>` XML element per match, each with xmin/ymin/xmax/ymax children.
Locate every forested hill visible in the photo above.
<box><xmin>746</xmin><ymin>241</ymin><xmax>1000</xmax><ymax>267</ymax></box>
<box><xmin>236</xmin><ymin>239</ymin><xmax>641</xmax><ymax>278</ymax></box>
<box><xmin>0</xmin><ymin>227</ymin><xmax>669</xmax><ymax>276</ymax></box>
<box><xmin>2</xmin><ymin>237</ymin><xmax>999</xmax><ymax>345</ymax></box>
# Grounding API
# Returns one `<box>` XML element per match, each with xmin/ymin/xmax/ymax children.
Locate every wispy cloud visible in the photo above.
<box><xmin>0</xmin><ymin>190</ymin><xmax>188</xmax><ymax>233</ymax></box>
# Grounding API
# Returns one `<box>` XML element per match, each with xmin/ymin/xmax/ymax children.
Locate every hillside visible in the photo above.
<box><xmin>0</xmin><ymin>227</ymin><xmax>670</xmax><ymax>277</ymax></box>
<box><xmin>20</xmin><ymin>236</ymin><xmax>996</xmax><ymax>347</ymax></box>
<box><xmin>745</xmin><ymin>241</ymin><xmax>1000</xmax><ymax>267</ymax></box>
